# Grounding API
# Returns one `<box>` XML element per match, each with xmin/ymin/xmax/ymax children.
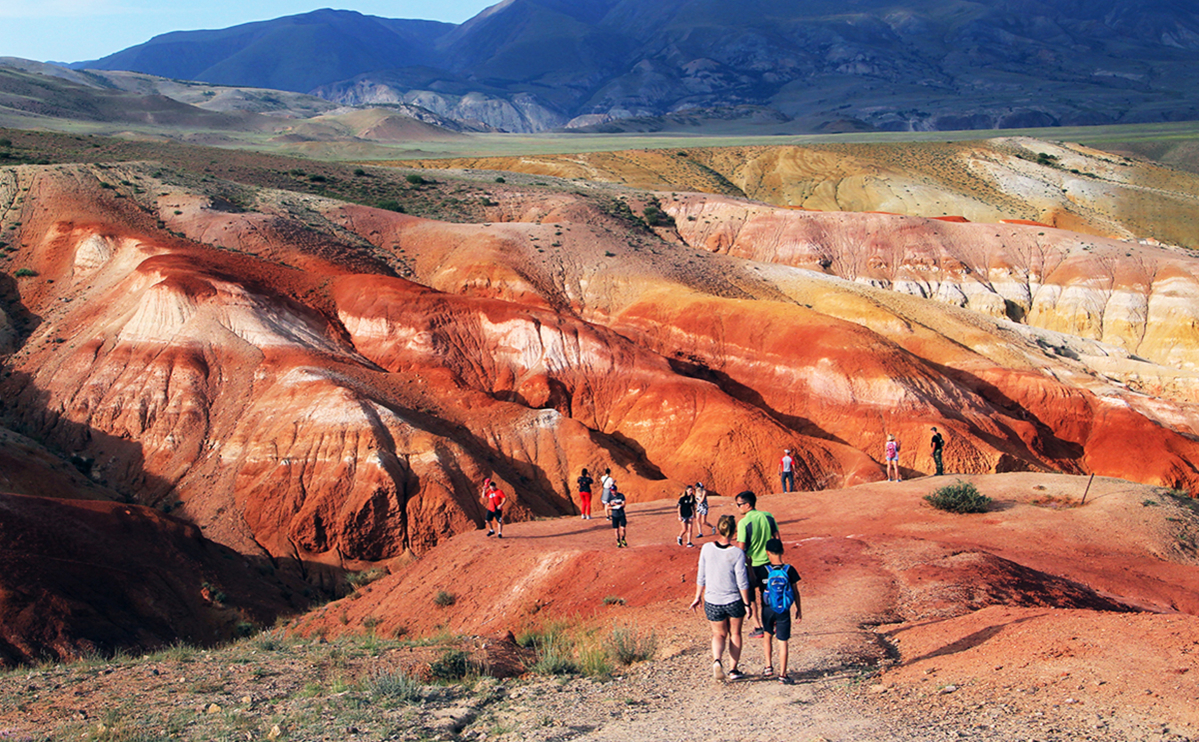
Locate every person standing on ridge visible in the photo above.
<box><xmin>483</xmin><ymin>479</ymin><xmax>505</xmax><ymax>538</ymax></box>
<box><xmin>734</xmin><ymin>490</ymin><xmax>780</xmax><ymax>639</ymax></box>
<box><xmin>885</xmin><ymin>434</ymin><xmax>901</xmax><ymax>482</ymax></box>
<box><xmin>609</xmin><ymin>484</ymin><xmax>628</xmax><ymax>547</ymax></box>
<box><xmin>577</xmin><ymin>468</ymin><xmax>594</xmax><ymax>519</ymax></box>
<box><xmin>677</xmin><ymin>485</ymin><xmax>697</xmax><ymax>547</ymax></box>
<box><xmin>930</xmin><ymin>427</ymin><xmax>945</xmax><ymax>476</ymax></box>
<box><xmin>600</xmin><ymin>468</ymin><xmax>615</xmax><ymax>519</ymax></box>
<box><xmin>694</xmin><ymin>482</ymin><xmax>712</xmax><ymax>537</ymax></box>
<box><xmin>779</xmin><ymin>449</ymin><xmax>795</xmax><ymax>493</ymax></box>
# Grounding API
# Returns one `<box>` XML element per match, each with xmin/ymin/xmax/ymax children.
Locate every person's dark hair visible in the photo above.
<box><xmin>717</xmin><ymin>514</ymin><xmax>737</xmax><ymax>538</ymax></box>
<box><xmin>735</xmin><ymin>490</ymin><xmax>756</xmax><ymax>508</ymax></box>
<box><xmin>581</xmin><ymin>468</ymin><xmax>589</xmax><ymax>476</ymax></box>
<box><xmin>604</xmin><ymin>468</ymin><xmax>611</xmax><ymax>475</ymax></box>
<box><xmin>765</xmin><ymin>538</ymin><xmax>784</xmax><ymax>555</ymax></box>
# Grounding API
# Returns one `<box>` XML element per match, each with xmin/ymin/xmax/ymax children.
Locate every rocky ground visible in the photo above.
<box><xmin>0</xmin><ymin>618</ymin><xmax>1192</xmax><ymax>742</ymax></box>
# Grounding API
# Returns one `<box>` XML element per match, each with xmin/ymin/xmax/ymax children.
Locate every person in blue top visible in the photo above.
<box><xmin>758</xmin><ymin>538</ymin><xmax>802</xmax><ymax>684</ymax></box>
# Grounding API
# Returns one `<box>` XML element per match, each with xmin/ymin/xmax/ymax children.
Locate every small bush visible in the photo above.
<box><xmin>353</xmin><ymin>168</ymin><xmax>367</xmax><ymax>176</ymax></box>
<box><xmin>406</xmin><ymin>174</ymin><xmax>425</xmax><ymax>185</ymax></box>
<box><xmin>925</xmin><ymin>480</ymin><xmax>991</xmax><ymax>513</ymax></box>
<box><xmin>368</xmin><ymin>668</ymin><xmax>422</xmax><ymax>702</ymax></box>
<box><xmin>494</xmin><ymin>176</ymin><xmax>506</xmax><ymax>183</ymax></box>
<box><xmin>607</xmin><ymin>625</ymin><xmax>656</xmax><ymax>665</ymax></box>
<box><xmin>602</xmin><ymin>595</ymin><xmax>626</xmax><ymax>605</ymax></box>
<box><xmin>578</xmin><ymin>640</ymin><xmax>613</xmax><ymax>677</ymax></box>
<box><xmin>429</xmin><ymin>648</ymin><xmax>470</xmax><ymax>680</ymax></box>
<box><xmin>377</xmin><ymin>199</ymin><xmax>405</xmax><ymax>213</ymax></box>
<box><xmin>346</xmin><ymin>567</ymin><xmax>387</xmax><ymax>590</ymax></box>
<box><xmin>433</xmin><ymin>590</ymin><xmax>456</xmax><ymax>607</ymax></box>
<box><xmin>531</xmin><ymin>634</ymin><xmax>578</xmax><ymax>675</ymax></box>
<box><xmin>14</xmin><ymin>268</ymin><xmax>37</xmax><ymax>277</ymax></box>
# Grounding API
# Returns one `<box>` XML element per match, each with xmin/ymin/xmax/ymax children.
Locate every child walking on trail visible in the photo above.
<box><xmin>677</xmin><ymin>486</ymin><xmax>697</xmax><ymax>547</ymax></box>
<box><xmin>759</xmin><ymin>538</ymin><xmax>802</xmax><ymax>683</ymax></box>
<box><xmin>609</xmin><ymin>485</ymin><xmax>628</xmax><ymax>547</ymax></box>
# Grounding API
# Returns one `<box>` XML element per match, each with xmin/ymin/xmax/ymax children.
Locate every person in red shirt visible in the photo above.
<box><xmin>483</xmin><ymin>478</ymin><xmax>506</xmax><ymax>538</ymax></box>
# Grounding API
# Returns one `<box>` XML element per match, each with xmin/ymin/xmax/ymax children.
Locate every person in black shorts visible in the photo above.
<box><xmin>677</xmin><ymin>486</ymin><xmax>696</xmax><ymax>547</ymax></box>
<box><xmin>609</xmin><ymin>485</ymin><xmax>628</xmax><ymax>547</ymax></box>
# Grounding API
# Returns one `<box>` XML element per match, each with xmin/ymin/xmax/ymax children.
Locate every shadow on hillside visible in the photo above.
<box><xmin>924</xmin><ymin>360</ymin><xmax>1085</xmax><ymax>472</ymax></box>
<box><xmin>0</xmin><ymin>271</ymin><xmax>40</xmax><ymax>352</ymax></box>
<box><xmin>667</xmin><ymin>356</ymin><xmax>849</xmax><ymax>446</ymax></box>
<box><xmin>0</xmin><ymin>361</ymin><xmax>338</xmax><ymax>665</ymax></box>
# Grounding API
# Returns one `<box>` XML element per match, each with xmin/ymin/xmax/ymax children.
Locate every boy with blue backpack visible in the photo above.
<box><xmin>759</xmin><ymin>538</ymin><xmax>802</xmax><ymax>683</ymax></box>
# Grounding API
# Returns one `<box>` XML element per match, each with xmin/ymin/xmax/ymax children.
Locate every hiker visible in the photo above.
<box><xmin>759</xmin><ymin>538</ymin><xmax>802</xmax><ymax>684</ymax></box>
<box><xmin>694</xmin><ymin>481</ymin><xmax>711</xmax><ymax>537</ymax></box>
<box><xmin>930</xmin><ymin>427</ymin><xmax>944</xmax><ymax>476</ymax></box>
<box><xmin>690</xmin><ymin>514</ymin><xmax>751</xmax><ymax>681</ymax></box>
<box><xmin>779</xmin><ymin>448</ymin><xmax>795</xmax><ymax>493</ymax></box>
<box><xmin>885</xmin><ymin>434</ymin><xmax>901</xmax><ymax>482</ymax></box>
<box><xmin>677</xmin><ymin>485</ymin><xmax>697</xmax><ymax>547</ymax></box>
<box><xmin>483</xmin><ymin>479</ymin><xmax>505</xmax><ymax>538</ymax></box>
<box><xmin>600</xmin><ymin>468</ymin><xmax>615</xmax><ymax>519</ymax></box>
<box><xmin>734</xmin><ymin>490</ymin><xmax>780</xmax><ymax>639</ymax></box>
<box><xmin>609</xmin><ymin>483</ymin><xmax>628</xmax><ymax>547</ymax></box>
<box><xmin>577</xmin><ymin>468</ymin><xmax>594</xmax><ymax>519</ymax></box>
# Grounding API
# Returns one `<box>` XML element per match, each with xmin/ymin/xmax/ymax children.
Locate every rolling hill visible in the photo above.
<box><xmin>74</xmin><ymin>0</ymin><xmax>1199</xmax><ymax>133</ymax></box>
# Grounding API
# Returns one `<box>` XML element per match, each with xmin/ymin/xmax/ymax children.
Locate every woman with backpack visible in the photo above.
<box><xmin>689</xmin><ymin>514</ymin><xmax>751</xmax><ymax>681</ymax></box>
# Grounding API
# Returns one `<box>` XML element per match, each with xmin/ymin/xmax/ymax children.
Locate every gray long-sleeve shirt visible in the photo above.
<box><xmin>696</xmin><ymin>541</ymin><xmax>750</xmax><ymax>605</ymax></box>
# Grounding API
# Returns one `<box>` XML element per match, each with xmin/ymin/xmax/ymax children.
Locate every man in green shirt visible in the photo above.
<box><xmin>735</xmin><ymin>490</ymin><xmax>780</xmax><ymax>639</ymax></box>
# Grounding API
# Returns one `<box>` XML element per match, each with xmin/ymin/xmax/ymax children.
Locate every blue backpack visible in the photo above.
<box><xmin>764</xmin><ymin>564</ymin><xmax>795</xmax><ymax>614</ymax></box>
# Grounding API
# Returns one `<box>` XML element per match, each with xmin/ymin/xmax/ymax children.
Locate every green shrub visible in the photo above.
<box><xmin>531</xmin><ymin>633</ymin><xmax>578</xmax><ymax>675</ymax></box>
<box><xmin>377</xmin><ymin>199</ymin><xmax>405</xmax><ymax>213</ymax></box>
<box><xmin>924</xmin><ymin>480</ymin><xmax>991</xmax><ymax>513</ymax></box>
<box><xmin>406</xmin><ymin>174</ymin><xmax>425</xmax><ymax>185</ymax></box>
<box><xmin>346</xmin><ymin>567</ymin><xmax>387</xmax><ymax>590</ymax></box>
<box><xmin>602</xmin><ymin>595</ymin><xmax>626</xmax><ymax>605</ymax></box>
<box><xmin>368</xmin><ymin>668</ymin><xmax>422</xmax><ymax>702</ymax></box>
<box><xmin>14</xmin><ymin>268</ymin><xmax>37</xmax><ymax>277</ymax></box>
<box><xmin>433</xmin><ymin>590</ymin><xmax>456</xmax><ymax>607</ymax></box>
<box><xmin>429</xmin><ymin>648</ymin><xmax>470</xmax><ymax>680</ymax></box>
<box><xmin>578</xmin><ymin>641</ymin><xmax>613</xmax><ymax>677</ymax></box>
<box><xmin>607</xmin><ymin>625</ymin><xmax>656</xmax><ymax>665</ymax></box>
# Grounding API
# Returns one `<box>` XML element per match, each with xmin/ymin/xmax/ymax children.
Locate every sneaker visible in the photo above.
<box><xmin>677</xmin><ymin>535</ymin><xmax>683</xmax><ymax>546</ymax></box>
<box><xmin>748</xmin><ymin>627</ymin><xmax>765</xmax><ymax>638</ymax></box>
<box><xmin>712</xmin><ymin>661</ymin><xmax>724</xmax><ymax>680</ymax></box>
<box><xmin>497</xmin><ymin>533</ymin><xmax>503</xmax><ymax>538</ymax></box>
<box><xmin>620</xmin><ymin>539</ymin><xmax>627</xmax><ymax>547</ymax></box>
<box><xmin>486</xmin><ymin>530</ymin><xmax>494</xmax><ymax>537</ymax></box>
<box><xmin>616</xmin><ymin>541</ymin><xmax>623</xmax><ymax>548</ymax></box>
<box><xmin>686</xmin><ymin>542</ymin><xmax>694</xmax><ymax>547</ymax></box>
<box><xmin>726</xmin><ymin>667</ymin><xmax>745</xmax><ymax>681</ymax></box>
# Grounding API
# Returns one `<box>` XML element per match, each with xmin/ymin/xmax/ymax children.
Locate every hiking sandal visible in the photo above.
<box><xmin>712</xmin><ymin>661</ymin><xmax>724</xmax><ymax>680</ymax></box>
<box><xmin>725</xmin><ymin>667</ymin><xmax>745</xmax><ymax>681</ymax></box>
<box><xmin>778</xmin><ymin>674</ymin><xmax>793</xmax><ymax>685</ymax></box>
<box><xmin>762</xmin><ymin>666</ymin><xmax>773</xmax><ymax>677</ymax></box>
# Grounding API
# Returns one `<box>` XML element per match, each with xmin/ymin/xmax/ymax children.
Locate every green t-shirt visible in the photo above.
<box><xmin>736</xmin><ymin>509</ymin><xmax>778</xmax><ymax>566</ymax></box>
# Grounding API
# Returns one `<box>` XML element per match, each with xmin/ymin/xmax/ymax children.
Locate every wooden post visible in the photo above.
<box><xmin>1080</xmin><ymin>473</ymin><xmax>1096</xmax><ymax>506</ymax></box>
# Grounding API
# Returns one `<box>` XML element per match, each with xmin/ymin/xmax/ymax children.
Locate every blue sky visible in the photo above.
<box><xmin>0</xmin><ymin>1</ymin><xmax>497</xmax><ymax>64</ymax></box>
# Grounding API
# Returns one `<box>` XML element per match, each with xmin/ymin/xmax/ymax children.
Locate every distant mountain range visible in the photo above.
<box><xmin>74</xmin><ymin>0</ymin><xmax>1199</xmax><ymax>133</ymax></box>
